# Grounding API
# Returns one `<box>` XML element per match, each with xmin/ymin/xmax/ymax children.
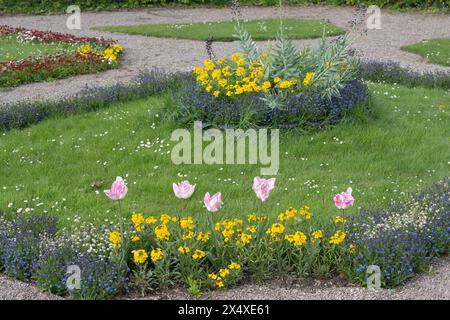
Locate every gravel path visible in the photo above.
<box><xmin>1</xmin><ymin>6</ymin><xmax>449</xmax><ymax>105</ymax></box>
<box><xmin>1</xmin><ymin>255</ymin><xmax>448</xmax><ymax>300</ymax></box>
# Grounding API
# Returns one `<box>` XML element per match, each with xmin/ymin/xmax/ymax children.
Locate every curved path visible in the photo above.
<box><xmin>1</xmin><ymin>6</ymin><xmax>449</xmax><ymax>105</ymax></box>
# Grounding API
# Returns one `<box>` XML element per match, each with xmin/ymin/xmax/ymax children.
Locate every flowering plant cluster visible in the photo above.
<box><xmin>178</xmin><ymin>10</ymin><xmax>366</xmax><ymax>128</ymax></box>
<box><xmin>0</xmin><ymin>25</ymin><xmax>123</xmax><ymax>87</ymax></box>
<box><xmin>346</xmin><ymin>178</ymin><xmax>450</xmax><ymax>287</ymax></box>
<box><xmin>0</xmin><ymin>177</ymin><xmax>448</xmax><ymax>299</ymax></box>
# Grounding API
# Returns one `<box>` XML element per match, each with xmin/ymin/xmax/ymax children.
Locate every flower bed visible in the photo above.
<box><xmin>175</xmin><ymin>14</ymin><xmax>368</xmax><ymax>128</ymax></box>
<box><xmin>0</xmin><ymin>25</ymin><xmax>123</xmax><ymax>87</ymax></box>
<box><xmin>0</xmin><ymin>177</ymin><xmax>448</xmax><ymax>299</ymax></box>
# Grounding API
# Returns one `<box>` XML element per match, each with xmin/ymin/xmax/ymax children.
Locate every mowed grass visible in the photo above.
<box><xmin>94</xmin><ymin>19</ymin><xmax>344</xmax><ymax>41</ymax></box>
<box><xmin>0</xmin><ymin>83</ymin><xmax>449</xmax><ymax>227</ymax></box>
<box><xmin>0</xmin><ymin>36</ymin><xmax>77</xmax><ymax>62</ymax></box>
<box><xmin>401</xmin><ymin>38</ymin><xmax>450</xmax><ymax>67</ymax></box>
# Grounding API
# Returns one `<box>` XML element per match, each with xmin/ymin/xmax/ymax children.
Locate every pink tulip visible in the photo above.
<box><xmin>334</xmin><ymin>187</ymin><xmax>354</xmax><ymax>209</ymax></box>
<box><xmin>203</xmin><ymin>192</ymin><xmax>223</xmax><ymax>212</ymax></box>
<box><xmin>173</xmin><ymin>180</ymin><xmax>196</xmax><ymax>199</ymax></box>
<box><xmin>104</xmin><ymin>176</ymin><xmax>128</xmax><ymax>201</ymax></box>
<box><xmin>252</xmin><ymin>177</ymin><xmax>276</xmax><ymax>202</ymax></box>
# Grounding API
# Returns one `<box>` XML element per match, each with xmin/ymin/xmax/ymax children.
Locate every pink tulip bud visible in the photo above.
<box><xmin>334</xmin><ymin>187</ymin><xmax>354</xmax><ymax>209</ymax></box>
<box><xmin>203</xmin><ymin>192</ymin><xmax>223</xmax><ymax>212</ymax></box>
<box><xmin>104</xmin><ymin>176</ymin><xmax>128</xmax><ymax>201</ymax></box>
<box><xmin>252</xmin><ymin>177</ymin><xmax>276</xmax><ymax>202</ymax></box>
<box><xmin>173</xmin><ymin>180</ymin><xmax>196</xmax><ymax>199</ymax></box>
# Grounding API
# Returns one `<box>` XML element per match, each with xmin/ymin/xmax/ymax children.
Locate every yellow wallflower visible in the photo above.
<box><xmin>349</xmin><ymin>244</ymin><xmax>356</xmax><ymax>252</ymax></box>
<box><xmin>246</xmin><ymin>225</ymin><xmax>256</xmax><ymax>233</ymax></box>
<box><xmin>273</xmin><ymin>76</ymin><xmax>281</xmax><ymax>84</ymax></box>
<box><xmin>150</xmin><ymin>248</ymin><xmax>163</xmax><ymax>263</ymax></box>
<box><xmin>279</xmin><ymin>80</ymin><xmax>292</xmax><ymax>89</ymax></box>
<box><xmin>145</xmin><ymin>216</ymin><xmax>157</xmax><ymax>224</ymax></box>
<box><xmin>236</xmin><ymin>232</ymin><xmax>252</xmax><ymax>245</ymax></box>
<box><xmin>109</xmin><ymin>230</ymin><xmax>121</xmax><ymax>248</ymax></box>
<box><xmin>131</xmin><ymin>213</ymin><xmax>145</xmax><ymax>232</ymax></box>
<box><xmin>178</xmin><ymin>246</ymin><xmax>190</xmax><ymax>254</ymax></box>
<box><xmin>218</xmin><ymin>78</ymin><xmax>228</xmax><ymax>87</ymax></box>
<box><xmin>300</xmin><ymin>205</ymin><xmax>312</xmax><ymax>220</ymax></box>
<box><xmin>212</xmin><ymin>69</ymin><xmax>222</xmax><ymax>80</ymax></box>
<box><xmin>285</xmin><ymin>231</ymin><xmax>307</xmax><ymax>246</ymax></box>
<box><xmin>180</xmin><ymin>217</ymin><xmax>194</xmax><ymax>229</ymax></box>
<box><xmin>213</xmin><ymin>91</ymin><xmax>220</xmax><ymax>97</ymax></box>
<box><xmin>335</xmin><ymin>216</ymin><xmax>347</xmax><ymax>224</ymax></box>
<box><xmin>311</xmin><ymin>230</ymin><xmax>324</xmax><ymax>244</ymax></box>
<box><xmin>228</xmin><ymin>262</ymin><xmax>241</xmax><ymax>270</ymax></box>
<box><xmin>131</xmin><ymin>235</ymin><xmax>140</xmax><ymax>242</ymax></box>
<box><xmin>247</xmin><ymin>213</ymin><xmax>257</xmax><ymax>223</ymax></box>
<box><xmin>204</xmin><ymin>59</ymin><xmax>215</xmax><ymax>71</ymax></box>
<box><xmin>303</xmin><ymin>72</ymin><xmax>314</xmax><ymax>86</ymax></box>
<box><xmin>192</xmin><ymin>249</ymin><xmax>206</xmax><ymax>260</ymax></box>
<box><xmin>219</xmin><ymin>268</ymin><xmax>230</xmax><ymax>278</ymax></box>
<box><xmin>262</xmin><ymin>81</ymin><xmax>272</xmax><ymax>91</ymax></box>
<box><xmin>133</xmin><ymin>249</ymin><xmax>148</xmax><ymax>264</ymax></box>
<box><xmin>154</xmin><ymin>224</ymin><xmax>170</xmax><ymax>241</ymax></box>
<box><xmin>216</xmin><ymin>280</ymin><xmax>224</xmax><ymax>288</ymax></box>
<box><xmin>160</xmin><ymin>213</ymin><xmax>175</xmax><ymax>224</ymax></box>
<box><xmin>236</xmin><ymin>67</ymin><xmax>246</xmax><ymax>77</ymax></box>
<box><xmin>266</xmin><ymin>223</ymin><xmax>285</xmax><ymax>240</ymax></box>
<box><xmin>197</xmin><ymin>231</ymin><xmax>211</xmax><ymax>242</ymax></box>
<box><xmin>329</xmin><ymin>230</ymin><xmax>346</xmax><ymax>245</ymax></box>
<box><xmin>182</xmin><ymin>230</ymin><xmax>194</xmax><ymax>240</ymax></box>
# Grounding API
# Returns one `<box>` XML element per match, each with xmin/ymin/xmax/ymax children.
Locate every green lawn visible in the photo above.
<box><xmin>0</xmin><ymin>36</ymin><xmax>77</xmax><ymax>62</ymax></box>
<box><xmin>0</xmin><ymin>83</ymin><xmax>448</xmax><ymax>227</ymax></box>
<box><xmin>401</xmin><ymin>38</ymin><xmax>450</xmax><ymax>67</ymax></box>
<box><xmin>94</xmin><ymin>18</ymin><xmax>344</xmax><ymax>41</ymax></box>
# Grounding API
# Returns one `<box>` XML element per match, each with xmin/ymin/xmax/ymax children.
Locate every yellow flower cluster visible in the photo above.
<box><xmin>109</xmin><ymin>230</ymin><xmax>122</xmax><ymax>248</ymax></box>
<box><xmin>208</xmin><ymin>262</ymin><xmax>241</xmax><ymax>288</ymax></box>
<box><xmin>285</xmin><ymin>231</ymin><xmax>307</xmax><ymax>246</ymax></box>
<box><xmin>193</xmin><ymin>53</ymin><xmax>266</xmax><ymax>97</ymax></box>
<box><xmin>133</xmin><ymin>249</ymin><xmax>148</xmax><ymax>264</ymax></box>
<box><xmin>303</xmin><ymin>72</ymin><xmax>314</xmax><ymax>86</ymax></box>
<box><xmin>329</xmin><ymin>230</ymin><xmax>346</xmax><ymax>245</ymax></box>
<box><xmin>103</xmin><ymin>44</ymin><xmax>123</xmax><ymax>63</ymax></box>
<box><xmin>151</xmin><ymin>248</ymin><xmax>163</xmax><ymax>263</ymax></box>
<box><xmin>335</xmin><ymin>215</ymin><xmax>347</xmax><ymax>224</ymax></box>
<box><xmin>266</xmin><ymin>223</ymin><xmax>285</xmax><ymax>241</ymax></box>
<box><xmin>311</xmin><ymin>229</ymin><xmax>324</xmax><ymax>244</ymax></box>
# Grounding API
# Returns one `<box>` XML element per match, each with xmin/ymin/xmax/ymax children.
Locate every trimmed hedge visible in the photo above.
<box><xmin>0</xmin><ymin>0</ymin><xmax>448</xmax><ymax>14</ymax></box>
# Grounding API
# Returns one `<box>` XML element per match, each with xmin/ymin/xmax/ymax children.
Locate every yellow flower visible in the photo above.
<box><xmin>329</xmin><ymin>230</ymin><xmax>346</xmax><ymax>245</ymax></box>
<box><xmin>206</xmin><ymin>85</ymin><xmax>213</xmax><ymax>92</ymax></box>
<box><xmin>216</xmin><ymin>280</ymin><xmax>224</xmax><ymax>288</ymax></box>
<box><xmin>300</xmin><ymin>205</ymin><xmax>312</xmax><ymax>220</ymax></box>
<box><xmin>246</xmin><ymin>225</ymin><xmax>256</xmax><ymax>233</ymax></box>
<box><xmin>273</xmin><ymin>77</ymin><xmax>281</xmax><ymax>84</ymax></box>
<box><xmin>236</xmin><ymin>232</ymin><xmax>252</xmax><ymax>245</ymax></box>
<box><xmin>279</xmin><ymin>80</ymin><xmax>292</xmax><ymax>89</ymax></box>
<box><xmin>335</xmin><ymin>216</ymin><xmax>347</xmax><ymax>224</ymax></box>
<box><xmin>214</xmin><ymin>223</ymin><xmax>221</xmax><ymax>232</ymax></box>
<box><xmin>303</xmin><ymin>72</ymin><xmax>314</xmax><ymax>86</ymax></box>
<box><xmin>262</xmin><ymin>81</ymin><xmax>272</xmax><ymax>91</ymax></box>
<box><xmin>219</xmin><ymin>268</ymin><xmax>230</xmax><ymax>278</ymax></box>
<box><xmin>285</xmin><ymin>231</ymin><xmax>307</xmax><ymax>246</ymax></box>
<box><xmin>247</xmin><ymin>214</ymin><xmax>257</xmax><ymax>223</ymax></box>
<box><xmin>131</xmin><ymin>235</ymin><xmax>140</xmax><ymax>242</ymax></box>
<box><xmin>193</xmin><ymin>66</ymin><xmax>203</xmax><ymax>75</ymax></box>
<box><xmin>213</xmin><ymin>91</ymin><xmax>220</xmax><ymax>97</ymax></box>
<box><xmin>131</xmin><ymin>213</ymin><xmax>145</xmax><ymax>232</ymax></box>
<box><xmin>266</xmin><ymin>223</ymin><xmax>285</xmax><ymax>240</ymax></box>
<box><xmin>208</xmin><ymin>273</ymin><xmax>219</xmax><ymax>280</ymax></box>
<box><xmin>236</xmin><ymin>67</ymin><xmax>246</xmax><ymax>77</ymax></box>
<box><xmin>180</xmin><ymin>217</ymin><xmax>194</xmax><ymax>229</ymax></box>
<box><xmin>222</xmin><ymin>228</ymin><xmax>235</xmax><ymax>243</ymax></box>
<box><xmin>109</xmin><ymin>231</ymin><xmax>121</xmax><ymax>248</ymax></box>
<box><xmin>279</xmin><ymin>207</ymin><xmax>297</xmax><ymax>221</ymax></box>
<box><xmin>228</xmin><ymin>262</ymin><xmax>241</xmax><ymax>270</ymax></box>
<box><xmin>192</xmin><ymin>249</ymin><xmax>206</xmax><ymax>260</ymax></box>
<box><xmin>182</xmin><ymin>230</ymin><xmax>194</xmax><ymax>240</ymax></box>
<box><xmin>154</xmin><ymin>224</ymin><xmax>170</xmax><ymax>241</ymax></box>
<box><xmin>197</xmin><ymin>231</ymin><xmax>211</xmax><ymax>242</ymax></box>
<box><xmin>150</xmin><ymin>248</ymin><xmax>163</xmax><ymax>263</ymax></box>
<box><xmin>133</xmin><ymin>249</ymin><xmax>148</xmax><ymax>264</ymax></box>
<box><xmin>178</xmin><ymin>246</ymin><xmax>190</xmax><ymax>254</ymax></box>
<box><xmin>226</xmin><ymin>91</ymin><xmax>233</xmax><ymax>96</ymax></box>
<box><xmin>349</xmin><ymin>244</ymin><xmax>356</xmax><ymax>252</ymax></box>
<box><xmin>160</xmin><ymin>213</ymin><xmax>174</xmax><ymax>224</ymax></box>
<box><xmin>204</xmin><ymin>59</ymin><xmax>215</xmax><ymax>71</ymax></box>
<box><xmin>218</xmin><ymin>78</ymin><xmax>228</xmax><ymax>87</ymax></box>
<box><xmin>145</xmin><ymin>216</ymin><xmax>157</xmax><ymax>224</ymax></box>
<box><xmin>212</xmin><ymin>69</ymin><xmax>222</xmax><ymax>80</ymax></box>
<box><xmin>311</xmin><ymin>230</ymin><xmax>324</xmax><ymax>244</ymax></box>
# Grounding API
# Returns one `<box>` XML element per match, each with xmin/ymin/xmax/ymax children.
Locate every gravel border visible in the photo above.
<box><xmin>0</xmin><ymin>6</ymin><xmax>449</xmax><ymax>105</ymax></box>
<box><xmin>1</xmin><ymin>255</ymin><xmax>448</xmax><ymax>300</ymax></box>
